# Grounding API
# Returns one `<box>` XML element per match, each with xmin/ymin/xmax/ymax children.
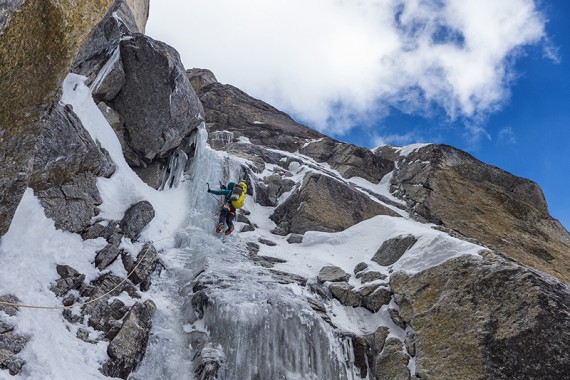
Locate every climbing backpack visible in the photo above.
<box><xmin>229</xmin><ymin>182</ymin><xmax>247</xmax><ymax>209</ymax></box>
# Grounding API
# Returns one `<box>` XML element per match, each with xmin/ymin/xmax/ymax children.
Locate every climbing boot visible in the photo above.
<box><xmin>225</xmin><ymin>226</ymin><xmax>235</xmax><ymax>235</ymax></box>
<box><xmin>215</xmin><ymin>223</ymin><xmax>224</xmax><ymax>233</ymax></box>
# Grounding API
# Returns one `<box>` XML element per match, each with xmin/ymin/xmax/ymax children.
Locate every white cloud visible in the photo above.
<box><xmin>372</xmin><ymin>131</ymin><xmax>419</xmax><ymax>148</ymax></box>
<box><xmin>498</xmin><ymin>126</ymin><xmax>517</xmax><ymax>145</ymax></box>
<box><xmin>147</xmin><ymin>0</ymin><xmax>547</xmax><ymax>138</ymax></box>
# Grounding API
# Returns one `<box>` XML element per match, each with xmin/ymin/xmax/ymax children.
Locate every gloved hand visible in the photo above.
<box><xmin>207</xmin><ymin>189</ymin><xmax>211</xmax><ymax>193</ymax></box>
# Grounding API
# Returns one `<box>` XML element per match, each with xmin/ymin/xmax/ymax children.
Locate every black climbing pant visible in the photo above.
<box><xmin>218</xmin><ymin>204</ymin><xmax>235</xmax><ymax>227</ymax></box>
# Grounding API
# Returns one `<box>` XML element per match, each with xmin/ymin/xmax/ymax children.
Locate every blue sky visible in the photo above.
<box><xmin>148</xmin><ymin>0</ymin><xmax>569</xmax><ymax>229</ymax></box>
<box><xmin>340</xmin><ymin>0</ymin><xmax>570</xmax><ymax>229</ymax></box>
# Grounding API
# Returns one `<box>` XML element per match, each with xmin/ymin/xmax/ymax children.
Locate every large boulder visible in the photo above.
<box><xmin>71</xmin><ymin>4</ymin><xmax>202</xmax><ymax>189</ymax></box>
<box><xmin>112</xmin><ymin>34</ymin><xmax>204</xmax><ymax>163</ymax></box>
<box><xmin>317</xmin><ymin>266</ymin><xmax>350</xmax><ymax>283</ymax></box>
<box><xmin>390</xmin><ymin>251</ymin><xmax>570</xmax><ymax>380</ymax></box>
<box><xmin>0</xmin><ymin>0</ymin><xmax>114</xmax><ymax>236</ymax></box>
<box><xmin>377</xmin><ymin>144</ymin><xmax>570</xmax><ymax>284</ymax></box>
<box><xmin>187</xmin><ymin>68</ymin><xmax>325</xmax><ymax>152</ymax></box>
<box><xmin>271</xmin><ymin>173</ymin><xmax>399</xmax><ymax>235</ymax></box>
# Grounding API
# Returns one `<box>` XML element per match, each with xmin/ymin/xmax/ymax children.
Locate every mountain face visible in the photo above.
<box><xmin>1</xmin><ymin>1</ymin><xmax>569</xmax><ymax>379</ymax></box>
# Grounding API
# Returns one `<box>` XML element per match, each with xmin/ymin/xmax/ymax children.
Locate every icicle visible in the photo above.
<box><xmin>89</xmin><ymin>46</ymin><xmax>120</xmax><ymax>94</ymax></box>
<box><xmin>160</xmin><ymin>149</ymin><xmax>189</xmax><ymax>190</ymax></box>
<box><xmin>159</xmin><ymin>122</ymin><xmax>207</xmax><ymax>190</ymax></box>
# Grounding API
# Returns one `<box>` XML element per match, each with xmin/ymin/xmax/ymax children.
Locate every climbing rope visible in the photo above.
<box><xmin>0</xmin><ymin>235</ymin><xmax>173</xmax><ymax>311</ymax></box>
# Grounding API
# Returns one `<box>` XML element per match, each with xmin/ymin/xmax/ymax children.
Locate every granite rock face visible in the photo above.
<box><xmin>390</xmin><ymin>251</ymin><xmax>570</xmax><ymax>380</ymax></box>
<box><xmin>124</xmin><ymin>0</ymin><xmax>149</xmax><ymax>32</ymax></box>
<box><xmin>374</xmin><ymin>338</ymin><xmax>410</xmax><ymax>380</ymax></box>
<box><xmin>0</xmin><ymin>0</ymin><xmax>114</xmax><ymax>236</ymax></box>
<box><xmin>376</xmin><ymin>144</ymin><xmax>570</xmax><ymax>284</ymax></box>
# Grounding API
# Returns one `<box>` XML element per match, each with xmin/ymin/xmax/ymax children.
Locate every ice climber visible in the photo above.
<box><xmin>207</xmin><ymin>181</ymin><xmax>247</xmax><ymax>235</ymax></box>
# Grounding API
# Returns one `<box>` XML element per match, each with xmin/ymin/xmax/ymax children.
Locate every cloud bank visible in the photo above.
<box><xmin>147</xmin><ymin>0</ymin><xmax>548</xmax><ymax>138</ymax></box>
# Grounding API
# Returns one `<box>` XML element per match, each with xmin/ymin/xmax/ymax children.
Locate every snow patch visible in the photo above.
<box><xmin>397</xmin><ymin>143</ymin><xmax>431</xmax><ymax>157</ymax></box>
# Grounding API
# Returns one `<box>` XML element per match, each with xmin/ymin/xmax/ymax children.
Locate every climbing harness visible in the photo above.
<box><xmin>0</xmin><ymin>235</ymin><xmax>173</xmax><ymax>311</ymax></box>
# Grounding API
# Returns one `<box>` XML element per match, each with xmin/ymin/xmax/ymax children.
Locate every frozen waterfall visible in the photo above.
<box><xmin>133</xmin><ymin>126</ymin><xmax>356</xmax><ymax>379</ymax></box>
